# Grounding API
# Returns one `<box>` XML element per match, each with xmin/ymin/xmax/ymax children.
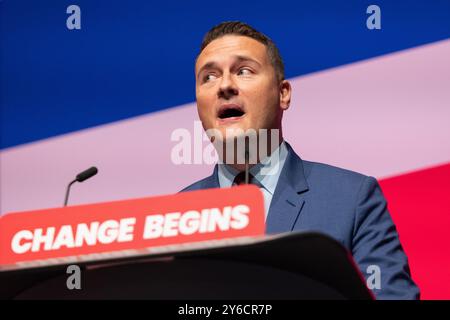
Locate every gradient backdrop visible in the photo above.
<box><xmin>1</xmin><ymin>0</ymin><xmax>449</xmax><ymax>299</ymax></box>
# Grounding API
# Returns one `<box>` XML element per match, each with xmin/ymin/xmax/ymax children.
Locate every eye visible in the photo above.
<box><xmin>237</xmin><ymin>68</ymin><xmax>252</xmax><ymax>76</ymax></box>
<box><xmin>203</xmin><ymin>73</ymin><xmax>218</xmax><ymax>83</ymax></box>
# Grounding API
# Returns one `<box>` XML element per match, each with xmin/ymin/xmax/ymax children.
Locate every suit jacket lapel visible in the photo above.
<box><xmin>206</xmin><ymin>144</ymin><xmax>308</xmax><ymax>234</ymax></box>
<box><xmin>265</xmin><ymin>143</ymin><xmax>309</xmax><ymax>234</ymax></box>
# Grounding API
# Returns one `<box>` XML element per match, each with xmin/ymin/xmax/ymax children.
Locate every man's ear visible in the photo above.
<box><xmin>279</xmin><ymin>80</ymin><xmax>292</xmax><ymax>111</ymax></box>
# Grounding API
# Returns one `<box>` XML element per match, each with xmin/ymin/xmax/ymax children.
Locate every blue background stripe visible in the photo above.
<box><xmin>1</xmin><ymin>0</ymin><xmax>449</xmax><ymax>149</ymax></box>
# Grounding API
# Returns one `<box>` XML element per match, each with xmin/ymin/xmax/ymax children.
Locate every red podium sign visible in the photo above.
<box><xmin>0</xmin><ymin>186</ymin><xmax>265</xmax><ymax>271</ymax></box>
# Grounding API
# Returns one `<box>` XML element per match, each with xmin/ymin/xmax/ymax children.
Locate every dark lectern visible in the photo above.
<box><xmin>0</xmin><ymin>232</ymin><xmax>373</xmax><ymax>300</ymax></box>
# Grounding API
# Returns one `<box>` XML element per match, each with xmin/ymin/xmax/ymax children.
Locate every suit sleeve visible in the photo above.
<box><xmin>351</xmin><ymin>176</ymin><xmax>420</xmax><ymax>300</ymax></box>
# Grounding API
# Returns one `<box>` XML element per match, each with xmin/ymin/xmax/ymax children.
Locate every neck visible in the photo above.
<box><xmin>218</xmin><ymin>133</ymin><xmax>284</xmax><ymax>172</ymax></box>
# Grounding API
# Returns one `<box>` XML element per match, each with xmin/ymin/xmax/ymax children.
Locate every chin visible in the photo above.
<box><xmin>222</xmin><ymin>126</ymin><xmax>249</xmax><ymax>140</ymax></box>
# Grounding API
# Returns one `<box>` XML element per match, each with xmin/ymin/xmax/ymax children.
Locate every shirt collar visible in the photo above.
<box><xmin>217</xmin><ymin>141</ymin><xmax>288</xmax><ymax>195</ymax></box>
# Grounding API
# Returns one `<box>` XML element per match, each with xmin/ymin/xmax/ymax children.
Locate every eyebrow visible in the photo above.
<box><xmin>234</xmin><ymin>55</ymin><xmax>262</xmax><ymax>66</ymax></box>
<box><xmin>197</xmin><ymin>61</ymin><xmax>219</xmax><ymax>79</ymax></box>
<box><xmin>197</xmin><ymin>55</ymin><xmax>262</xmax><ymax>79</ymax></box>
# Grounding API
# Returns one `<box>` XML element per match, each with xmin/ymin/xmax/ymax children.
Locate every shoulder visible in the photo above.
<box><xmin>302</xmin><ymin>160</ymin><xmax>371</xmax><ymax>188</ymax></box>
<box><xmin>179</xmin><ymin>175</ymin><xmax>217</xmax><ymax>193</ymax></box>
<box><xmin>299</xmin><ymin>160</ymin><xmax>380</xmax><ymax>208</ymax></box>
<box><xmin>283</xmin><ymin>142</ymin><xmax>373</xmax><ymax>194</ymax></box>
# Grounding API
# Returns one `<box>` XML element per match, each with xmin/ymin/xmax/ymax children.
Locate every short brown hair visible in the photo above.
<box><xmin>199</xmin><ymin>21</ymin><xmax>285</xmax><ymax>82</ymax></box>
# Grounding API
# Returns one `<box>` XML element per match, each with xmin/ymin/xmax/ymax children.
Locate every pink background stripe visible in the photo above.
<box><xmin>1</xmin><ymin>39</ymin><xmax>450</xmax><ymax>214</ymax></box>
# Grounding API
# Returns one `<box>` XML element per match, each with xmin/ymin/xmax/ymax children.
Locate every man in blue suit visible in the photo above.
<box><xmin>182</xmin><ymin>21</ymin><xmax>419</xmax><ymax>299</ymax></box>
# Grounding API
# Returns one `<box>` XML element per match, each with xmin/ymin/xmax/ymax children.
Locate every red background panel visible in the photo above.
<box><xmin>379</xmin><ymin>163</ymin><xmax>450</xmax><ymax>300</ymax></box>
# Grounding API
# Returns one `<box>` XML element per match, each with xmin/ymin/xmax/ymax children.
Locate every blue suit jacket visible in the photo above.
<box><xmin>181</xmin><ymin>142</ymin><xmax>420</xmax><ymax>299</ymax></box>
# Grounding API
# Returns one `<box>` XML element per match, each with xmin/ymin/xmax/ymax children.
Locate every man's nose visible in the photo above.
<box><xmin>218</xmin><ymin>73</ymin><xmax>238</xmax><ymax>99</ymax></box>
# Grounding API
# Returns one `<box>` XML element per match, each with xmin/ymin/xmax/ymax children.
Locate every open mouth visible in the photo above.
<box><xmin>217</xmin><ymin>104</ymin><xmax>245</xmax><ymax>120</ymax></box>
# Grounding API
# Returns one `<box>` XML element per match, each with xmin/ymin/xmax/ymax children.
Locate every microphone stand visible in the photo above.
<box><xmin>64</xmin><ymin>179</ymin><xmax>77</xmax><ymax>207</ymax></box>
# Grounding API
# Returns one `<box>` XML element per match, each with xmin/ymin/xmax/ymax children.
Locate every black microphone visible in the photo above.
<box><xmin>244</xmin><ymin>136</ymin><xmax>250</xmax><ymax>184</ymax></box>
<box><xmin>64</xmin><ymin>166</ymin><xmax>98</xmax><ymax>206</ymax></box>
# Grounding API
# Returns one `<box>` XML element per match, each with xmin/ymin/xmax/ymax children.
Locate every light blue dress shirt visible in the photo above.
<box><xmin>217</xmin><ymin>141</ymin><xmax>289</xmax><ymax>220</ymax></box>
